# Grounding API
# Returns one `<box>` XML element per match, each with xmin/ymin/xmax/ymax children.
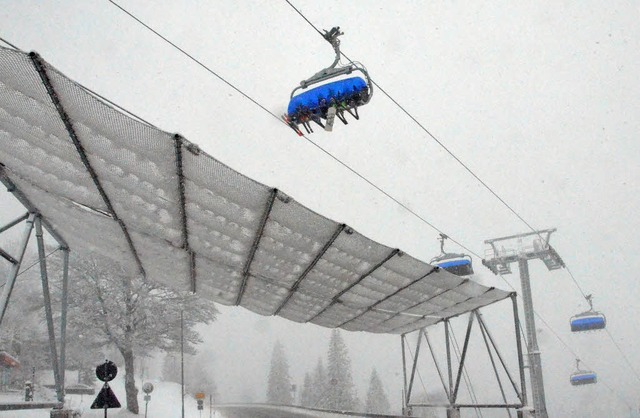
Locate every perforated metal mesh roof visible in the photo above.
<box><xmin>0</xmin><ymin>47</ymin><xmax>511</xmax><ymax>334</ymax></box>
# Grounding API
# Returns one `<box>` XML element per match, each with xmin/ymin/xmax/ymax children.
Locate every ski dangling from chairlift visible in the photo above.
<box><xmin>570</xmin><ymin>359</ymin><xmax>597</xmax><ymax>386</ymax></box>
<box><xmin>283</xmin><ymin>27</ymin><xmax>373</xmax><ymax>136</ymax></box>
<box><xmin>570</xmin><ymin>294</ymin><xmax>606</xmax><ymax>332</ymax></box>
<box><xmin>430</xmin><ymin>234</ymin><xmax>474</xmax><ymax>276</ymax></box>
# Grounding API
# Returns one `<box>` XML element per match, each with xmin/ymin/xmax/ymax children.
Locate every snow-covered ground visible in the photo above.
<box><xmin>2</xmin><ymin>376</ymin><xmax>224</xmax><ymax>418</ymax></box>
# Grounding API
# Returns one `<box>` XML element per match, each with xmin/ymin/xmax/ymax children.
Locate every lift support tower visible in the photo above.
<box><xmin>482</xmin><ymin>229</ymin><xmax>564</xmax><ymax>418</ymax></box>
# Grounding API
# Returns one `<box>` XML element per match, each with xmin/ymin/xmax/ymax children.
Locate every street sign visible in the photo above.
<box><xmin>96</xmin><ymin>360</ymin><xmax>118</xmax><ymax>382</ymax></box>
<box><xmin>90</xmin><ymin>383</ymin><xmax>121</xmax><ymax>409</ymax></box>
<box><xmin>195</xmin><ymin>392</ymin><xmax>205</xmax><ymax>400</ymax></box>
<box><xmin>142</xmin><ymin>382</ymin><xmax>154</xmax><ymax>394</ymax></box>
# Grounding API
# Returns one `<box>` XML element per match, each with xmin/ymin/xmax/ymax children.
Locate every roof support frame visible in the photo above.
<box><xmin>0</xmin><ymin>212</ymin><xmax>36</xmax><ymax>326</ymax></box>
<box><xmin>273</xmin><ymin>223</ymin><xmax>346</xmax><ymax>315</ymax></box>
<box><xmin>0</xmin><ymin>205</ymin><xmax>70</xmax><ymax>408</ymax></box>
<box><xmin>476</xmin><ymin>311</ymin><xmax>514</xmax><ymax>417</ymax></box>
<box><xmin>29</xmin><ymin>52</ymin><xmax>145</xmax><ymax>276</ymax></box>
<box><xmin>476</xmin><ymin>310</ymin><xmax>523</xmax><ymax>403</ymax></box>
<box><xmin>406</xmin><ymin>327</ymin><xmax>422</xmax><ymax>407</ymax></box>
<box><xmin>401</xmin><ymin>295</ymin><xmax>527</xmax><ymax>417</ymax></box>
<box><xmin>422</xmin><ymin>328</ymin><xmax>451</xmax><ymax>401</ymax></box>
<box><xmin>0</xmin><ymin>212</ymin><xmax>28</xmax><ymax>234</ymax></box>
<box><xmin>35</xmin><ymin>215</ymin><xmax>63</xmax><ymax>403</ymax></box>
<box><xmin>451</xmin><ymin>312</ymin><xmax>474</xmax><ymax>403</ymax></box>
<box><xmin>401</xmin><ymin>334</ymin><xmax>408</xmax><ymax>414</ymax></box>
<box><xmin>0</xmin><ymin>166</ymin><xmax>68</xmax><ymax>249</ymax></box>
<box><xmin>235</xmin><ymin>188</ymin><xmax>278</xmax><ymax>305</ymax></box>
<box><xmin>308</xmin><ymin>248</ymin><xmax>400</xmax><ymax>322</ymax></box>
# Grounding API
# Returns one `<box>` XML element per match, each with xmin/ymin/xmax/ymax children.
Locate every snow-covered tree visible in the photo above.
<box><xmin>266</xmin><ymin>340</ymin><xmax>293</xmax><ymax>404</ymax></box>
<box><xmin>186</xmin><ymin>349</ymin><xmax>219</xmax><ymax>402</ymax></box>
<box><xmin>162</xmin><ymin>352</ymin><xmax>181</xmax><ymax>384</ymax></box>
<box><xmin>300</xmin><ymin>372</ymin><xmax>313</xmax><ymax>406</ymax></box>
<box><xmin>365</xmin><ymin>368</ymin><xmax>390</xmax><ymax>414</ymax></box>
<box><xmin>324</xmin><ymin>329</ymin><xmax>356</xmax><ymax>410</ymax></box>
<box><xmin>310</xmin><ymin>357</ymin><xmax>327</xmax><ymax>407</ymax></box>
<box><xmin>60</xmin><ymin>254</ymin><xmax>217</xmax><ymax>414</ymax></box>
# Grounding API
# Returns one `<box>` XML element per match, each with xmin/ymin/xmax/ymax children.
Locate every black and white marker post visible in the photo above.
<box><xmin>142</xmin><ymin>382</ymin><xmax>154</xmax><ymax>418</ymax></box>
<box><xmin>90</xmin><ymin>360</ymin><xmax>121</xmax><ymax>418</ymax></box>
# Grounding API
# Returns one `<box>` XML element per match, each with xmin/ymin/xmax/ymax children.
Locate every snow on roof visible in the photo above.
<box><xmin>0</xmin><ymin>46</ymin><xmax>511</xmax><ymax>334</ymax></box>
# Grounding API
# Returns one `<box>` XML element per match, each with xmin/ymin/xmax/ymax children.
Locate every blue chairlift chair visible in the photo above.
<box><xmin>283</xmin><ymin>27</ymin><xmax>373</xmax><ymax>135</ymax></box>
<box><xmin>430</xmin><ymin>234</ymin><xmax>474</xmax><ymax>276</ymax></box>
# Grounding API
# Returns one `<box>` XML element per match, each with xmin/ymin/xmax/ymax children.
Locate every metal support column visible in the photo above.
<box><xmin>451</xmin><ymin>313</ymin><xmax>474</xmax><ymax>404</ymax></box>
<box><xmin>406</xmin><ymin>331</ymin><xmax>422</xmax><ymax>408</ymax></box>
<box><xmin>518</xmin><ymin>258</ymin><xmax>547</xmax><ymax>417</ymax></box>
<box><xmin>512</xmin><ymin>293</ymin><xmax>528</xmax><ymax>418</ymax></box>
<box><xmin>0</xmin><ymin>213</ymin><xmax>36</xmax><ymax>327</ymax></box>
<box><xmin>444</xmin><ymin>319</ymin><xmax>459</xmax><ymax>417</ymax></box>
<box><xmin>35</xmin><ymin>216</ymin><xmax>63</xmax><ymax>403</ymax></box>
<box><xmin>59</xmin><ymin>248</ymin><xmax>70</xmax><ymax>397</ymax></box>
<box><xmin>401</xmin><ymin>334</ymin><xmax>408</xmax><ymax>415</ymax></box>
<box><xmin>476</xmin><ymin>311</ymin><xmax>513</xmax><ymax>418</ymax></box>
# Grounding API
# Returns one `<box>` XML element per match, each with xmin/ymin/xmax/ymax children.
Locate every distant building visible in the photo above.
<box><xmin>0</xmin><ymin>351</ymin><xmax>20</xmax><ymax>391</ymax></box>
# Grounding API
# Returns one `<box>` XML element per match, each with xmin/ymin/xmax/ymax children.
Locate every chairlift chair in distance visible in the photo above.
<box><xmin>430</xmin><ymin>234</ymin><xmax>474</xmax><ymax>276</ymax></box>
<box><xmin>570</xmin><ymin>359</ymin><xmax>597</xmax><ymax>386</ymax></box>
<box><xmin>283</xmin><ymin>27</ymin><xmax>373</xmax><ymax>136</ymax></box>
<box><xmin>570</xmin><ymin>294</ymin><xmax>606</xmax><ymax>332</ymax></box>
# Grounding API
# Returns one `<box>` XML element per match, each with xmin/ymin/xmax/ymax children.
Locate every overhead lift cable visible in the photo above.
<box><xmin>104</xmin><ymin>0</ymin><xmax>638</xmax><ymax>404</ymax></box>
<box><xmin>282</xmin><ymin>0</ymin><xmax>640</xmax><ymax>403</ymax></box>
<box><xmin>105</xmin><ymin>0</ymin><xmax>475</xmax><ymax>258</ymax></box>
<box><xmin>0</xmin><ymin>36</ymin><xmax>20</xmax><ymax>50</ymax></box>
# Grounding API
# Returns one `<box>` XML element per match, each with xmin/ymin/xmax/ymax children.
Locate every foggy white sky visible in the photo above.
<box><xmin>1</xmin><ymin>1</ymin><xmax>639</xmax><ymax>416</ymax></box>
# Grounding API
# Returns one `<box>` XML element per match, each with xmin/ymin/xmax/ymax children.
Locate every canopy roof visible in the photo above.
<box><xmin>0</xmin><ymin>47</ymin><xmax>510</xmax><ymax>334</ymax></box>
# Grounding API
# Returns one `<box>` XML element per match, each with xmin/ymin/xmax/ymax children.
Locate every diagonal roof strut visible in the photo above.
<box><xmin>273</xmin><ymin>223</ymin><xmax>346</xmax><ymax>315</ymax></box>
<box><xmin>308</xmin><ymin>248</ymin><xmax>400</xmax><ymax>322</ymax></box>
<box><xmin>29</xmin><ymin>52</ymin><xmax>145</xmax><ymax>276</ymax></box>
<box><xmin>173</xmin><ymin>134</ymin><xmax>196</xmax><ymax>292</ymax></box>
<box><xmin>337</xmin><ymin>265</ymin><xmax>439</xmax><ymax>328</ymax></box>
<box><xmin>235</xmin><ymin>188</ymin><xmax>278</xmax><ymax>305</ymax></box>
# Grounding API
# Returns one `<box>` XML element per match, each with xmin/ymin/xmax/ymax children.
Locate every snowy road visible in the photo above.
<box><xmin>213</xmin><ymin>404</ymin><xmax>408</xmax><ymax>418</ymax></box>
<box><xmin>215</xmin><ymin>405</ymin><xmax>318</xmax><ymax>418</ymax></box>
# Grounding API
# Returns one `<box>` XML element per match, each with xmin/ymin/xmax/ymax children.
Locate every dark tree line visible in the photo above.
<box><xmin>265</xmin><ymin>329</ymin><xmax>391</xmax><ymax>414</ymax></box>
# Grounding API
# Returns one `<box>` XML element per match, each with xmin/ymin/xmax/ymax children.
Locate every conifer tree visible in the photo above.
<box><xmin>324</xmin><ymin>329</ymin><xmax>356</xmax><ymax>410</ymax></box>
<box><xmin>300</xmin><ymin>372</ymin><xmax>313</xmax><ymax>406</ymax></box>
<box><xmin>162</xmin><ymin>353</ymin><xmax>181</xmax><ymax>384</ymax></box>
<box><xmin>310</xmin><ymin>357</ymin><xmax>328</xmax><ymax>407</ymax></box>
<box><xmin>266</xmin><ymin>340</ymin><xmax>293</xmax><ymax>404</ymax></box>
<box><xmin>365</xmin><ymin>368</ymin><xmax>391</xmax><ymax>414</ymax></box>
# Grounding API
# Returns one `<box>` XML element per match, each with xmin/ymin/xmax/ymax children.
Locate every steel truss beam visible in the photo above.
<box><xmin>401</xmin><ymin>296</ymin><xmax>527</xmax><ymax>417</ymax></box>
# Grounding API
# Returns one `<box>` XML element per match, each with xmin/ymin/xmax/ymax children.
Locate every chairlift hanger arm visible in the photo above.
<box><xmin>292</xmin><ymin>26</ymin><xmax>372</xmax><ymax>97</ymax></box>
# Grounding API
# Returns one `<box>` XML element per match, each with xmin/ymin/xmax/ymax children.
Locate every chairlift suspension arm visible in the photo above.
<box><xmin>323</xmin><ymin>26</ymin><xmax>343</xmax><ymax>70</ymax></box>
<box><xmin>295</xmin><ymin>27</ymin><xmax>362</xmax><ymax>94</ymax></box>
